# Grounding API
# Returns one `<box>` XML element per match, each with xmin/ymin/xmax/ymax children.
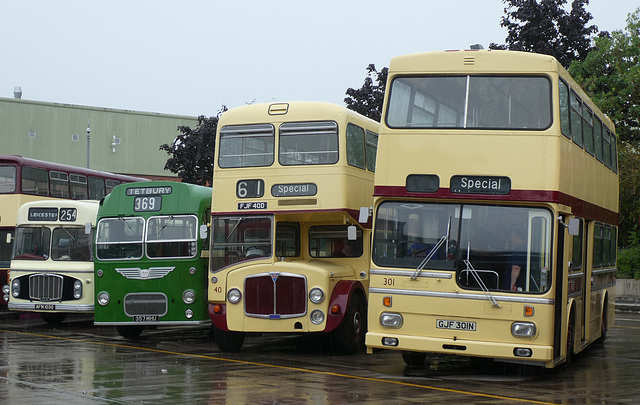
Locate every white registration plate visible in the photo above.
<box><xmin>436</xmin><ymin>319</ymin><xmax>477</xmax><ymax>331</ymax></box>
<box><xmin>133</xmin><ymin>315</ymin><xmax>158</xmax><ymax>322</ymax></box>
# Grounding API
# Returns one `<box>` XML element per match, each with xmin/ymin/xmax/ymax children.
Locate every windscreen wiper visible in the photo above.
<box><xmin>410</xmin><ymin>216</ymin><xmax>452</xmax><ymax>280</ymax></box>
<box><xmin>462</xmin><ymin>239</ymin><xmax>500</xmax><ymax>308</ymax></box>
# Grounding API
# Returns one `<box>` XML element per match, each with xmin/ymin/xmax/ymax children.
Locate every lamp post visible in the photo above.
<box><xmin>86</xmin><ymin>119</ymin><xmax>91</xmax><ymax>169</ymax></box>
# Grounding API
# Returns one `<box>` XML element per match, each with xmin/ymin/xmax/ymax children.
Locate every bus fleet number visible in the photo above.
<box><xmin>134</xmin><ymin>196</ymin><xmax>162</xmax><ymax>212</ymax></box>
<box><xmin>59</xmin><ymin>208</ymin><xmax>77</xmax><ymax>222</ymax></box>
<box><xmin>383</xmin><ymin>277</ymin><xmax>395</xmax><ymax>286</ymax></box>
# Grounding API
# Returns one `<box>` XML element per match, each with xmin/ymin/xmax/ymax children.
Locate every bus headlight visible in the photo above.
<box><xmin>310</xmin><ymin>309</ymin><xmax>325</xmax><ymax>325</ymax></box>
<box><xmin>309</xmin><ymin>288</ymin><xmax>324</xmax><ymax>304</ymax></box>
<box><xmin>380</xmin><ymin>312</ymin><xmax>403</xmax><ymax>328</ymax></box>
<box><xmin>185</xmin><ymin>309</ymin><xmax>194</xmax><ymax>319</ymax></box>
<box><xmin>11</xmin><ymin>280</ymin><xmax>20</xmax><ymax>298</ymax></box>
<box><xmin>2</xmin><ymin>284</ymin><xmax>9</xmax><ymax>294</ymax></box>
<box><xmin>183</xmin><ymin>289</ymin><xmax>196</xmax><ymax>304</ymax></box>
<box><xmin>227</xmin><ymin>288</ymin><xmax>242</xmax><ymax>304</ymax></box>
<box><xmin>73</xmin><ymin>280</ymin><xmax>83</xmax><ymax>299</ymax></box>
<box><xmin>97</xmin><ymin>292</ymin><xmax>110</xmax><ymax>306</ymax></box>
<box><xmin>511</xmin><ymin>322</ymin><xmax>537</xmax><ymax>338</ymax></box>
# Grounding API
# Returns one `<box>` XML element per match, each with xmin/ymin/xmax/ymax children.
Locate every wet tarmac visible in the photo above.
<box><xmin>0</xmin><ymin>311</ymin><xmax>639</xmax><ymax>404</ymax></box>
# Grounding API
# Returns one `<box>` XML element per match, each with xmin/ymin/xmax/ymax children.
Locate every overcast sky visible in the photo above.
<box><xmin>2</xmin><ymin>1</ymin><xmax>638</xmax><ymax>118</ymax></box>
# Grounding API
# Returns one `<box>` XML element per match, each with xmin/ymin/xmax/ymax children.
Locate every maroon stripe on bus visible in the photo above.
<box><xmin>374</xmin><ymin>185</ymin><xmax>618</xmax><ymax>225</ymax></box>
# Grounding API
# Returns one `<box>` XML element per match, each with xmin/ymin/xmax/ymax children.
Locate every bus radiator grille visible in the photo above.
<box><xmin>123</xmin><ymin>293</ymin><xmax>168</xmax><ymax>317</ymax></box>
<box><xmin>29</xmin><ymin>274</ymin><xmax>63</xmax><ymax>301</ymax></box>
<box><xmin>244</xmin><ymin>274</ymin><xmax>307</xmax><ymax>317</ymax></box>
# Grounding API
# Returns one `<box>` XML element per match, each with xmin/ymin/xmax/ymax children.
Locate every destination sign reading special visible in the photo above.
<box><xmin>450</xmin><ymin>175</ymin><xmax>511</xmax><ymax>195</ymax></box>
<box><xmin>271</xmin><ymin>183</ymin><xmax>317</xmax><ymax>197</ymax></box>
<box><xmin>126</xmin><ymin>186</ymin><xmax>173</xmax><ymax>196</ymax></box>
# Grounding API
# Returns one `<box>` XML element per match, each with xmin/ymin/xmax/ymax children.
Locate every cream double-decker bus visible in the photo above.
<box><xmin>8</xmin><ymin>199</ymin><xmax>99</xmax><ymax>323</ymax></box>
<box><xmin>208</xmin><ymin>101</ymin><xmax>378</xmax><ymax>353</ymax></box>
<box><xmin>365</xmin><ymin>50</ymin><xmax>617</xmax><ymax>368</ymax></box>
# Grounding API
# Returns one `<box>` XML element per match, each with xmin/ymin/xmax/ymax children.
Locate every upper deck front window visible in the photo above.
<box><xmin>0</xmin><ymin>165</ymin><xmax>16</xmax><ymax>194</ymax></box>
<box><xmin>219</xmin><ymin>124</ymin><xmax>275</xmax><ymax>168</ymax></box>
<box><xmin>386</xmin><ymin>76</ymin><xmax>551</xmax><ymax>130</ymax></box>
<box><xmin>279</xmin><ymin>121</ymin><xmax>339</xmax><ymax>165</ymax></box>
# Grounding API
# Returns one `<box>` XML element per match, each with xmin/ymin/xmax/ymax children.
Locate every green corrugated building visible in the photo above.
<box><xmin>1</xmin><ymin>95</ymin><xmax>198</xmax><ymax>179</ymax></box>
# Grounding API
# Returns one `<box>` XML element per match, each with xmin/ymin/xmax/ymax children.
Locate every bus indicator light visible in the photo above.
<box><xmin>331</xmin><ymin>304</ymin><xmax>341</xmax><ymax>314</ymax></box>
<box><xmin>524</xmin><ymin>305</ymin><xmax>535</xmax><ymax>317</ymax></box>
<box><xmin>383</xmin><ymin>296</ymin><xmax>392</xmax><ymax>307</ymax></box>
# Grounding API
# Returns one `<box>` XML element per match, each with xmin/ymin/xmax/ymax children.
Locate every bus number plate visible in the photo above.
<box><xmin>34</xmin><ymin>304</ymin><xmax>56</xmax><ymax>310</ymax></box>
<box><xmin>237</xmin><ymin>202</ymin><xmax>267</xmax><ymax>210</ymax></box>
<box><xmin>133</xmin><ymin>315</ymin><xmax>158</xmax><ymax>322</ymax></box>
<box><xmin>436</xmin><ymin>319</ymin><xmax>476</xmax><ymax>331</ymax></box>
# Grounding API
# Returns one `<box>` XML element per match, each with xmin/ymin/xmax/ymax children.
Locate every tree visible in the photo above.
<box><xmin>490</xmin><ymin>0</ymin><xmax>598</xmax><ymax>68</ymax></box>
<box><xmin>159</xmin><ymin>107</ymin><xmax>227</xmax><ymax>185</ymax></box>
<box><xmin>344</xmin><ymin>64</ymin><xmax>388</xmax><ymax>122</ymax></box>
<box><xmin>569</xmin><ymin>8</ymin><xmax>640</xmax><ymax>246</ymax></box>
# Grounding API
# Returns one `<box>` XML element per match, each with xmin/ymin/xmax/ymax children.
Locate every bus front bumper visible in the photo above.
<box><xmin>365</xmin><ymin>331</ymin><xmax>554</xmax><ymax>366</ymax></box>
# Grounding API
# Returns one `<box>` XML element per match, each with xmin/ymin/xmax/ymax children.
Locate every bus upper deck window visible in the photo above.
<box><xmin>0</xmin><ymin>165</ymin><xmax>17</xmax><ymax>193</ymax></box>
<box><xmin>279</xmin><ymin>121</ymin><xmax>338</xmax><ymax>165</ymax></box>
<box><xmin>219</xmin><ymin>124</ymin><xmax>275</xmax><ymax>168</ymax></box>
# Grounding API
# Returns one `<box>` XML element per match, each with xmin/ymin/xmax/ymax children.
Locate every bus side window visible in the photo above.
<box><xmin>276</xmin><ymin>223</ymin><xmax>299</xmax><ymax>257</ymax></box>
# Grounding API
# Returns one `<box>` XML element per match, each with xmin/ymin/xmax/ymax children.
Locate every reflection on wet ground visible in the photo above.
<box><xmin>0</xmin><ymin>312</ymin><xmax>639</xmax><ymax>404</ymax></box>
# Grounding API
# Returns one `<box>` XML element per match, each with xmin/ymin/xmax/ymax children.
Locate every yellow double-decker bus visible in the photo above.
<box><xmin>208</xmin><ymin>101</ymin><xmax>378</xmax><ymax>353</ymax></box>
<box><xmin>8</xmin><ymin>199</ymin><xmax>99</xmax><ymax>324</ymax></box>
<box><xmin>365</xmin><ymin>50</ymin><xmax>618</xmax><ymax>368</ymax></box>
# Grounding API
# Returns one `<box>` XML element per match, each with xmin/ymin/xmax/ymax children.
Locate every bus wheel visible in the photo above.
<box><xmin>116</xmin><ymin>325</ymin><xmax>144</xmax><ymax>340</ymax></box>
<box><xmin>331</xmin><ymin>293</ymin><xmax>366</xmax><ymax>355</ymax></box>
<box><xmin>402</xmin><ymin>351</ymin><xmax>427</xmax><ymax>367</ymax></box>
<box><xmin>41</xmin><ymin>313</ymin><xmax>67</xmax><ymax>325</ymax></box>
<box><xmin>566</xmin><ymin>311</ymin><xmax>575</xmax><ymax>364</ymax></box>
<box><xmin>213</xmin><ymin>326</ymin><xmax>245</xmax><ymax>352</ymax></box>
<box><xmin>597</xmin><ymin>302</ymin><xmax>608</xmax><ymax>344</ymax></box>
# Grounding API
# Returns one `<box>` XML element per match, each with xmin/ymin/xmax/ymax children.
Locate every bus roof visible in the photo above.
<box><xmin>16</xmin><ymin>199</ymin><xmax>100</xmax><ymax>226</ymax></box>
<box><xmin>0</xmin><ymin>155</ymin><xmax>148</xmax><ymax>182</ymax></box>
<box><xmin>97</xmin><ymin>181</ymin><xmax>212</xmax><ymax>218</ymax></box>
<box><xmin>218</xmin><ymin>101</ymin><xmax>379</xmax><ymax>128</ymax></box>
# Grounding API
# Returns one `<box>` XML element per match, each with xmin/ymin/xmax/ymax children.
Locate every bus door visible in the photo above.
<box><xmin>570</xmin><ymin>218</ymin><xmax>587</xmax><ymax>342</ymax></box>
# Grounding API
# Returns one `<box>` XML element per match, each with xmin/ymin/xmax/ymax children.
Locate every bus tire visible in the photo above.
<box><xmin>402</xmin><ymin>351</ymin><xmax>427</xmax><ymax>367</ymax></box>
<box><xmin>116</xmin><ymin>325</ymin><xmax>144</xmax><ymax>340</ymax></box>
<box><xmin>566</xmin><ymin>310</ymin><xmax>575</xmax><ymax>364</ymax></box>
<box><xmin>330</xmin><ymin>292</ymin><xmax>366</xmax><ymax>355</ymax></box>
<box><xmin>597</xmin><ymin>300</ymin><xmax>608</xmax><ymax>344</ymax></box>
<box><xmin>41</xmin><ymin>312</ymin><xmax>67</xmax><ymax>325</ymax></box>
<box><xmin>213</xmin><ymin>326</ymin><xmax>245</xmax><ymax>352</ymax></box>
